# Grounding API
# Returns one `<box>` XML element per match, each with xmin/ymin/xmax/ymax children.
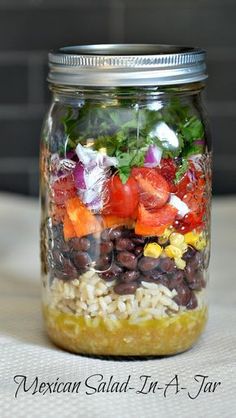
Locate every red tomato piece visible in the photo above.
<box><xmin>52</xmin><ymin>173</ymin><xmax>77</xmax><ymax>205</ymax></box>
<box><xmin>135</xmin><ymin>203</ymin><xmax>178</xmax><ymax>236</ymax></box>
<box><xmin>159</xmin><ymin>158</ymin><xmax>177</xmax><ymax>185</ymax></box>
<box><xmin>174</xmin><ymin>211</ymin><xmax>205</xmax><ymax>234</ymax></box>
<box><xmin>103</xmin><ymin>175</ymin><xmax>139</xmax><ymax>218</ymax></box>
<box><xmin>174</xmin><ymin>162</ymin><xmax>207</xmax><ymax>232</ymax></box>
<box><xmin>132</xmin><ymin>167</ymin><xmax>170</xmax><ymax>210</ymax></box>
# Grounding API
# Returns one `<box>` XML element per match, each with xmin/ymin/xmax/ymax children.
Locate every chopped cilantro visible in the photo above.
<box><xmin>61</xmin><ymin>96</ymin><xmax>205</xmax><ymax>182</ymax></box>
<box><xmin>174</xmin><ymin>159</ymin><xmax>189</xmax><ymax>184</ymax></box>
<box><xmin>116</xmin><ymin>149</ymin><xmax>146</xmax><ymax>183</ymax></box>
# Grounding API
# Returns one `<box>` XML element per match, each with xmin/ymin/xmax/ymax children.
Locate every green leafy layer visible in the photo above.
<box><xmin>61</xmin><ymin>97</ymin><xmax>205</xmax><ymax>183</ymax></box>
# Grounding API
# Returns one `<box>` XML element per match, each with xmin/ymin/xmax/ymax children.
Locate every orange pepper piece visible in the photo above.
<box><xmin>103</xmin><ymin>215</ymin><xmax>135</xmax><ymax>229</ymax></box>
<box><xmin>66</xmin><ymin>197</ymin><xmax>102</xmax><ymax>238</ymax></box>
<box><xmin>63</xmin><ymin>213</ymin><xmax>77</xmax><ymax>240</ymax></box>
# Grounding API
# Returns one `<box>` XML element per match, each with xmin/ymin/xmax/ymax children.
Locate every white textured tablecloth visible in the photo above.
<box><xmin>0</xmin><ymin>193</ymin><xmax>235</xmax><ymax>418</ymax></box>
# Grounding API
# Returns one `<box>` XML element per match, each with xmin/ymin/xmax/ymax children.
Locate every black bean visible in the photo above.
<box><xmin>156</xmin><ymin>276</ymin><xmax>170</xmax><ymax>287</ymax></box>
<box><xmin>100</xmin><ymin>241</ymin><xmax>114</xmax><ymax>254</ymax></box>
<box><xmin>117</xmin><ymin>251</ymin><xmax>137</xmax><ymax>270</ymax></box>
<box><xmin>145</xmin><ymin>274</ymin><xmax>169</xmax><ymax>286</ymax></box>
<box><xmin>101</xmin><ymin>229</ymin><xmax>111</xmax><ymax>241</ymax></box>
<box><xmin>143</xmin><ymin>270</ymin><xmax>164</xmax><ymax>281</ymax></box>
<box><xmin>142</xmin><ymin>271</ymin><xmax>170</xmax><ymax>286</ymax></box>
<box><xmin>159</xmin><ymin>257</ymin><xmax>175</xmax><ymax>273</ymax></box>
<box><xmin>168</xmin><ymin>271</ymin><xmax>185</xmax><ymax>290</ymax></box>
<box><xmin>59</xmin><ymin>241</ymin><xmax>70</xmax><ymax>253</ymax></box>
<box><xmin>138</xmin><ymin>257</ymin><xmax>160</xmax><ymax>272</ymax></box>
<box><xmin>114</xmin><ymin>282</ymin><xmax>139</xmax><ymax>295</ymax></box>
<box><xmin>134</xmin><ymin>246</ymin><xmax>144</xmax><ymax>256</ymax></box>
<box><xmin>115</xmin><ymin>237</ymin><xmax>135</xmax><ymax>251</ymax></box>
<box><xmin>187</xmin><ymin>251</ymin><xmax>203</xmax><ymax>270</ymax></box>
<box><xmin>186</xmin><ymin>293</ymin><xmax>198</xmax><ymax>310</ymax></box>
<box><xmin>109</xmin><ymin>228</ymin><xmax>122</xmax><ymax>240</ymax></box>
<box><xmin>122</xmin><ymin>270</ymin><xmax>140</xmax><ymax>283</ymax></box>
<box><xmin>54</xmin><ymin>259</ymin><xmax>78</xmax><ymax>280</ymax></box>
<box><xmin>69</xmin><ymin>237</ymin><xmax>91</xmax><ymax>251</ymax></box>
<box><xmin>182</xmin><ymin>246</ymin><xmax>196</xmax><ymax>261</ymax></box>
<box><xmin>194</xmin><ymin>251</ymin><xmax>204</xmax><ymax>265</ymax></box>
<box><xmin>185</xmin><ymin>262</ymin><xmax>196</xmax><ymax>281</ymax></box>
<box><xmin>121</xmin><ymin>228</ymin><xmax>133</xmax><ymax>238</ymax></box>
<box><xmin>69</xmin><ymin>238</ymin><xmax>81</xmax><ymax>250</ymax></box>
<box><xmin>173</xmin><ymin>285</ymin><xmax>192</xmax><ymax>306</ymax></box>
<box><xmin>72</xmin><ymin>251</ymin><xmax>91</xmax><ymax>269</ymax></box>
<box><xmin>101</xmin><ymin>263</ymin><xmax>123</xmax><ymax>281</ymax></box>
<box><xmin>95</xmin><ymin>254</ymin><xmax>111</xmax><ymax>270</ymax></box>
<box><xmin>129</xmin><ymin>234</ymin><xmax>146</xmax><ymax>245</ymax></box>
<box><xmin>187</xmin><ymin>271</ymin><xmax>205</xmax><ymax>291</ymax></box>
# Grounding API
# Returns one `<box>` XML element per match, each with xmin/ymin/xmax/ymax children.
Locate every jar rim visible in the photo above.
<box><xmin>48</xmin><ymin>43</ymin><xmax>207</xmax><ymax>87</ymax></box>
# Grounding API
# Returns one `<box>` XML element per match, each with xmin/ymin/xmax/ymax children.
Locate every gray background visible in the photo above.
<box><xmin>0</xmin><ymin>0</ymin><xmax>235</xmax><ymax>196</ymax></box>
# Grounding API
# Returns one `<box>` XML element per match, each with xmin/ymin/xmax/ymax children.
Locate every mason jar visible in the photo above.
<box><xmin>40</xmin><ymin>45</ymin><xmax>211</xmax><ymax>356</ymax></box>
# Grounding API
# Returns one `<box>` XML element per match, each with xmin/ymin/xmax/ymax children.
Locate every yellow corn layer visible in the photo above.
<box><xmin>43</xmin><ymin>305</ymin><xmax>208</xmax><ymax>356</ymax></box>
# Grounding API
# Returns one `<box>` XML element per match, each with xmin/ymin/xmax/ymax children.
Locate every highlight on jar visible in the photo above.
<box><xmin>40</xmin><ymin>45</ymin><xmax>212</xmax><ymax>356</ymax></box>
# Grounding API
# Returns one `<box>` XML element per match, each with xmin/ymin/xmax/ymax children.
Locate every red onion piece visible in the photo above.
<box><xmin>73</xmin><ymin>163</ymin><xmax>86</xmax><ymax>189</ymax></box>
<box><xmin>86</xmin><ymin>195</ymin><xmax>102</xmax><ymax>211</ymax></box>
<box><xmin>144</xmin><ymin>144</ymin><xmax>162</xmax><ymax>167</ymax></box>
<box><xmin>66</xmin><ymin>150</ymin><xmax>78</xmax><ymax>161</ymax></box>
<box><xmin>169</xmin><ymin>194</ymin><xmax>190</xmax><ymax>217</ymax></box>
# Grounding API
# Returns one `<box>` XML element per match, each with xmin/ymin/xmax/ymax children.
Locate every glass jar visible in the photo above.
<box><xmin>40</xmin><ymin>45</ymin><xmax>211</xmax><ymax>356</ymax></box>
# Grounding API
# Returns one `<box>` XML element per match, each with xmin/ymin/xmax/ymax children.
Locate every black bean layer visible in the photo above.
<box><xmin>49</xmin><ymin>224</ymin><xmax>206</xmax><ymax>308</ymax></box>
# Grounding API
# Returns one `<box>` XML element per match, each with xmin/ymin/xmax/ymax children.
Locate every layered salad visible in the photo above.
<box><xmin>41</xmin><ymin>97</ymin><xmax>211</xmax><ymax>355</ymax></box>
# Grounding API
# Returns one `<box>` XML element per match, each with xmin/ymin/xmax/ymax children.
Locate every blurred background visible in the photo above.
<box><xmin>0</xmin><ymin>0</ymin><xmax>235</xmax><ymax>196</ymax></box>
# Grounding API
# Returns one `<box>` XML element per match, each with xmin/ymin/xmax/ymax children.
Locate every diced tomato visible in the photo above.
<box><xmin>132</xmin><ymin>167</ymin><xmax>170</xmax><ymax>210</ymax></box>
<box><xmin>103</xmin><ymin>175</ymin><xmax>138</xmax><ymax>218</ymax></box>
<box><xmin>174</xmin><ymin>162</ymin><xmax>207</xmax><ymax>232</ymax></box>
<box><xmin>52</xmin><ymin>173</ymin><xmax>77</xmax><ymax>205</ymax></box>
<box><xmin>135</xmin><ymin>203</ymin><xmax>178</xmax><ymax>236</ymax></box>
<box><xmin>176</xmin><ymin>172</ymin><xmax>194</xmax><ymax>199</ymax></box>
<box><xmin>174</xmin><ymin>210</ymin><xmax>205</xmax><ymax>234</ymax></box>
<box><xmin>158</xmin><ymin>158</ymin><xmax>177</xmax><ymax>190</ymax></box>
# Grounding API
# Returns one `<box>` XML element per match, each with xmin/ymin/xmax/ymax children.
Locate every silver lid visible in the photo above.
<box><xmin>48</xmin><ymin>44</ymin><xmax>207</xmax><ymax>87</ymax></box>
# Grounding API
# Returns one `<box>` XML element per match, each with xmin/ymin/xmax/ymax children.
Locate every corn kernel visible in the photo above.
<box><xmin>165</xmin><ymin>245</ymin><xmax>182</xmax><ymax>259</ymax></box>
<box><xmin>174</xmin><ymin>257</ymin><xmax>186</xmax><ymax>270</ymax></box>
<box><xmin>169</xmin><ymin>232</ymin><xmax>185</xmax><ymax>247</ymax></box>
<box><xmin>184</xmin><ymin>231</ymin><xmax>207</xmax><ymax>250</ymax></box>
<box><xmin>158</xmin><ymin>227</ymin><xmax>173</xmax><ymax>245</ymax></box>
<box><xmin>180</xmin><ymin>242</ymin><xmax>188</xmax><ymax>253</ymax></box>
<box><xmin>184</xmin><ymin>231</ymin><xmax>199</xmax><ymax>246</ymax></box>
<box><xmin>144</xmin><ymin>243</ymin><xmax>163</xmax><ymax>258</ymax></box>
<box><xmin>195</xmin><ymin>236</ymin><xmax>207</xmax><ymax>251</ymax></box>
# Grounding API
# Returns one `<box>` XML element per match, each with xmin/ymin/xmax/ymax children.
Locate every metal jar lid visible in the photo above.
<box><xmin>48</xmin><ymin>44</ymin><xmax>207</xmax><ymax>87</ymax></box>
